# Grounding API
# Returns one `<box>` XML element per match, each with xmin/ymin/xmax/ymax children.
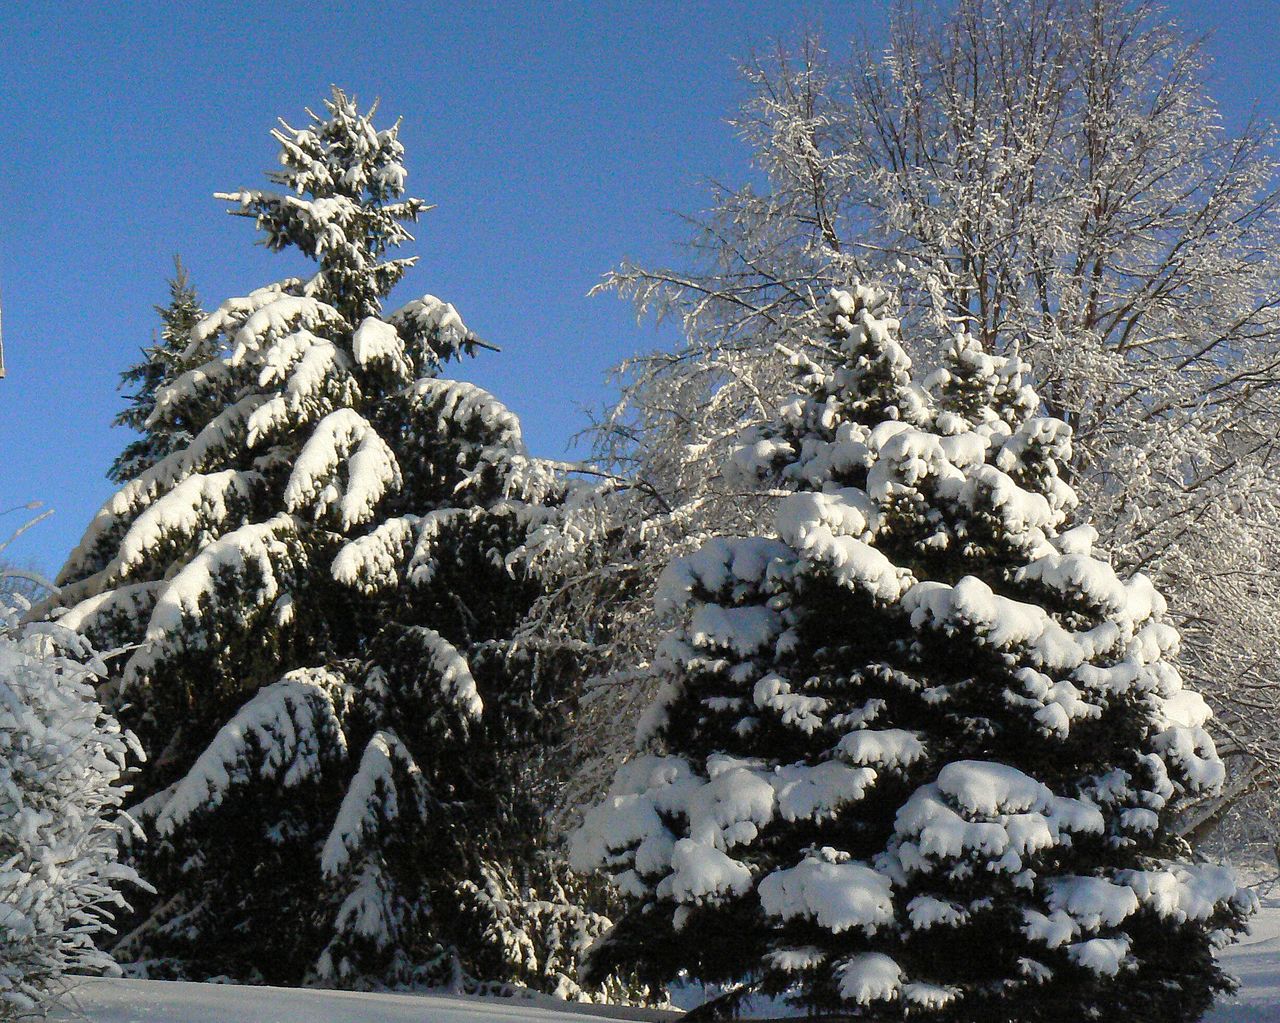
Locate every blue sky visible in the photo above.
<box><xmin>0</xmin><ymin>1</ymin><xmax>1275</xmax><ymax>573</ymax></box>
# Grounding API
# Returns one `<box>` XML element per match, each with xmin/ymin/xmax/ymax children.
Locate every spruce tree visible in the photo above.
<box><xmin>109</xmin><ymin>257</ymin><xmax>206</xmax><ymax>485</ymax></box>
<box><xmin>572</xmin><ymin>286</ymin><xmax>1253</xmax><ymax>1021</ymax></box>
<box><xmin>52</xmin><ymin>89</ymin><xmax>604</xmax><ymax>994</ymax></box>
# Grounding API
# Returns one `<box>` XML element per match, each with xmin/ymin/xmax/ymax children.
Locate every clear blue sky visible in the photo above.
<box><xmin>0</xmin><ymin>1</ymin><xmax>1274</xmax><ymax>574</ymax></box>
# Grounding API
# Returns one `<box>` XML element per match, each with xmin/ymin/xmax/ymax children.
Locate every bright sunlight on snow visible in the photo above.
<box><xmin>55</xmin><ymin>982</ymin><xmax>677</xmax><ymax>1023</ymax></box>
<box><xmin>49</xmin><ymin>893</ymin><xmax>1280</xmax><ymax>1023</ymax></box>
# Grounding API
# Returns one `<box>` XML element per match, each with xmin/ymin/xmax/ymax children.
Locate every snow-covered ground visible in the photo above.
<box><xmin>52</xmin><ymin>894</ymin><xmax>1280</xmax><ymax>1023</ymax></box>
<box><xmin>52</xmin><ymin>983</ymin><xmax>678</xmax><ymax>1023</ymax></box>
<box><xmin>1207</xmin><ymin>889</ymin><xmax>1280</xmax><ymax>1022</ymax></box>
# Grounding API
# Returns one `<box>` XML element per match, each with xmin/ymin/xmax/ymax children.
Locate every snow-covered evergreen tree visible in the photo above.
<box><xmin>51</xmin><ymin>88</ymin><xmax>603</xmax><ymax>994</ymax></box>
<box><xmin>572</xmin><ymin>286</ymin><xmax>1253</xmax><ymax>1021</ymax></box>
<box><xmin>0</xmin><ymin>576</ymin><xmax>142</xmax><ymax>1019</ymax></box>
<box><xmin>594</xmin><ymin>2</ymin><xmax>1280</xmax><ymax>849</ymax></box>
<box><xmin>109</xmin><ymin>257</ymin><xmax>206</xmax><ymax>485</ymax></box>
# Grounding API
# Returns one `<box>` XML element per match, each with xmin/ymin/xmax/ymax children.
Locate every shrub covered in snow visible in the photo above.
<box><xmin>49</xmin><ymin>89</ymin><xmax>596</xmax><ymax>994</ymax></box>
<box><xmin>571</xmin><ymin>286</ymin><xmax>1254</xmax><ymax>1021</ymax></box>
<box><xmin>0</xmin><ymin>595</ymin><xmax>142</xmax><ymax>1019</ymax></box>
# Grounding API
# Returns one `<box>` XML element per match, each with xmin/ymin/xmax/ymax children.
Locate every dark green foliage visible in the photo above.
<box><xmin>56</xmin><ymin>89</ymin><xmax>604</xmax><ymax>995</ymax></box>
<box><xmin>109</xmin><ymin>257</ymin><xmax>205</xmax><ymax>484</ymax></box>
<box><xmin>573</xmin><ymin>287</ymin><xmax>1252</xmax><ymax>1022</ymax></box>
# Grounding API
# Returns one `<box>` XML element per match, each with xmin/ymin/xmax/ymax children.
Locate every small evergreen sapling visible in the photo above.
<box><xmin>572</xmin><ymin>287</ymin><xmax>1253</xmax><ymax>1021</ymax></box>
<box><xmin>52</xmin><ymin>89</ymin><xmax>602</xmax><ymax>995</ymax></box>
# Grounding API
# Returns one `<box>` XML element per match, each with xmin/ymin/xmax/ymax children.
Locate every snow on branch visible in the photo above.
<box><xmin>123</xmin><ymin>513</ymin><xmax>303</xmax><ymax>687</ymax></box>
<box><xmin>320</xmin><ymin>730</ymin><xmax>426</xmax><ymax>877</ymax></box>
<box><xmin>0</xmin><ymin>606</ymin><xmax>144</xmax><ymax>1017</ymax></box>
<box><xmin>53</xmin><ymin>580</ymin><xmax>159</xmax><ymax>653</ymax></box>
<box><xmin>351</xmin><ymin>316</ymin><xmax>412</xmax><ymax>382</ymax></box>
<box><xmin>154</xmin><ymin>667</ymin><xmax>350</xmax><ymax>836</ymax></box>
<box><xmin>331</xmin><ymin>515</ymin><xmax>420</xmax><ymax>594</ymax></box>
<box><xmin>228</xmin><ymin>295</ymin><xmax>346</xmax><ymax>367</ymax></box>
<box><xmin>284</xmin><ymin>408</ymin><xmax>401</xmax><ymax>528</ymax></box>
<box><xmin>146</xmin><ymin>357</ymin><xmax>233</xmax><ymax>430</ymax></box>
<box><xmin>59</xmin><ymin>394</ymin><xmax>273</xmax><ymax>589</ymax></box>
<box><xmin>184</xmin><ymin>279</ymin><xmax>305</xmax><ymax>355</ymax></box>
<box><xmin>400</xmin><ymin>377</ymin><xmax>525</xmax><ymax>459</ymax></box>
<box><xmin>378</xmin><ymin>624</ymin><xmax>482</xmax><ymax>722</ymax></box>
<box><xmin>115</xmin><ymin>470</ymin><xmax>263</xmax><ymax>578</ymax></box>
<box><xmin>390</xmin><ymin>295</ymin><xmax>488</xmax><ymax>367</ymax></box>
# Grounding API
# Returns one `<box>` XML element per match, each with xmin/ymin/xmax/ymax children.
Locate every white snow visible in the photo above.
<box><xmin>687</xmin><ymin>603</ymin><xmax>780</xmax><ymax>657</ymax></box>
<box><xmin>902</xmin><ymin>577</ymin><xmax>1087</xmax><ymax>671</ymax></box>
<box><xmin>890</xmin><ymin>762</ymin><xmax>1105</xmax><ymax>876</ymax></box>
<box><xmin>777</xmin><ymin>519</ymin><xmax>908</xmax><ymax>601</ymax></box>
<box><xmin>254</xmin><ymin>328</ymin><xmax>343</xmax><ymax>389</ymax></box>
<box><xmin>406</xmin><ymin>507</ymin><xmax>483</xmax><ymax>586</ymax></box>
<box><xmin>326</xmin><ymin>861</ymin><xmax>396</xmax><ymax>954</ymax></box>
<box><xmin>1118</xmin><ymin>863</ymin><xmax>1255</xmax><ymax>923</ymax></box>
<box><xmin>1044</xmin><ymin>875</ymin><xmax>1140</xmax><ymax>932</ymax></box>
<box><xmin>835</xmin><ymin>728</ymin><xmax>925</xmax><ymax>769</ymax></box>
<box><xmin>906</xmin><ymin>894</ymin><xmax>968</xmax><ymax>930</ymax></box>
<box><xmin>55</xmin><ymin>581</ymin><xmax>159</xmax><ymax>637</ymax></box>
<box><xmin>1017</xmin><ymin>552</ymin><xmax>1161</xmax><ymax>623</ymax></box>
<box><xmin>835</xmin><ymin>951</ymin><xmax>901</xmax><ymax>1005</ymax></box>
<box><xmin>397</xmin><ymin>625</ymin><xmax>483</xmax><ymax>719</ymax></box>
<box><xmin>331</xmin><ymin>515</ymin><xmax>420</xmax><ymax>592</ymax></box>
<box><xmin>1152</xmin><ymin>717</ymin><xmax>1227</xmax><ymax>792</ymax></box>
<box><xmin>758</xmin><ymin>853</ymin><xmax>894</xmax><ymax>934</ymax></box>
<box><xmin>1209</xmin><ymin>889</ymin><xmax>1280</xmax><ymax>1022</ymax></box>
<box><xmin>52</xmin><ymin>980</ymin><xmax>676</xmax><ymax>1023</ymax></box>
<box><xmin>656</xmin><ymin>839</ymin><xmax>753</xmax><ymax>905</ymax></box>
<box><xmin>1007</xmin><ymin>667</ymin><xmax>1099</xmax><ymax>738</ymax></box>
<box><xmin>569</xmin><ymin>752</ymin><xmax>879</xmax><ymax>912</ymax></box>
<box><xmin>0</xmin><ymin>608</ymin><xmax>142</xmax><ymax>1017</ymax></box>
<box><xmin>227</xmin><ymin>295</ymin><xmax>343</xmax><ymax>365</ymax></box>
<box><xmin>1067</xmin><ymin>936</ymin><xmax>1130</xmax><ymax>976</ymax></box>
<box><xmin>59</xmin><ymin>393</ymin><xmax>273</xmax><ymax>588</ymax></box>
<box><xmin>753</xmin><ymin>674</ymin><xmax>827</xmax><ymax>733</ymax></box>
<box><xmin>352</xmin><ymin>315</ymin><xmax>411</xmax><ymax>379</ymax></box>
<box><xmin>147</xmin><ymin>358</ymin><xmax>232</xmax><ymax>428</ymax></box>
<box><xmin>901</xmin><ymin>980</ymin><xmax>956</xmax><ymax>1008</ymax></box>
<box><xmin>40</xmin><ymin>894</ymin><xmax>1280</xmax><ymax>1022</ymax></box>
<box><xmin>653</xmin><ymin>537</ymin><xmax>790</xmax><ymax>614</ymax></box>
<box><xmin>400</xmin><ymin>377</ymin><xmax>525</xmax><ymax>455</ymax></box>
<box><xmin>956</xmin><ymin>463</ymin><xmax>1056</xmax><ymax>548</ymax></box>
<box><xmin>115</xmin><ymin>470</ymin><xmax>261</xmax><ymax>575</ymax></box>
<box><xmin>775</xmin><ymin>488</ymin><xmax>879</xmax><ymax>545</ymax></box>
<box><xmin>284</xmin><ymin>408</ymin><xmax>402</xmax><ymax>529</ymax></box>
<box><xmin>936</xmin><ymin>760</ymin><xmax>1047</xmax><ymax>816</ymax></box>
<box><xmin>769</xmin><ymin>760</ymin><xmax>875</xmax><ymax>821</ymax></box>
<box><xmin>152</xmin><ymin>669</ymin><xmax>348</xmax><ymax>835</ymax></box>
<box><xmin>390</xmin><ymin>295</ymin><xmax>474</xmax><ymax>360</ymax></box>
<box><xmin>123</xmin><ymin>513</ymin><xmax>300</xmax><ymax>685</ymax></box>
<box><xmin>320</xmin><ymin>731</ymin><xmax>423</xmax><ymax>875</ymax></box>
<box><xmin>184</xmin><ymin>279</ymin><xmax>303</xmax><ymax>351</ymax></box>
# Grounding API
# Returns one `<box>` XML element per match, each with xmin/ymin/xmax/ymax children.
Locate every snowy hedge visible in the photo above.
<box><xmin>0</xmin><ymin>596</ymin><xmax>142</xmax><ymax>1019</ymax></box>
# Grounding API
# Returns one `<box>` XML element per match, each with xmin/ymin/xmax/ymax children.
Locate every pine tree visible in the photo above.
<box><xmin>572</xmin><ymin>286</ymin><xmax>1253</xmax><ymax>1021</ymax></box>
<box><xmin>52</xmin><ymin>89</ymin><xmax>604</xmax><ymax>994</ymax></box>
<box><xmin>109</xmin><ymin>257</ymin><xmax>206</xmax><ymax>485</ymax></box>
